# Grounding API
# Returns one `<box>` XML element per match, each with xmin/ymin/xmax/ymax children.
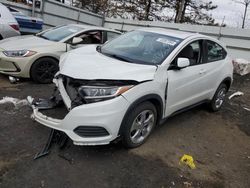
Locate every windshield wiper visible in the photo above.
<box><xmin>103</xmin><ymin>53</ymin><xmax>133</xmax><ymax>63</ymax></box>
<box><xmin>38</xmin><ymin>35</ymin><xmax>49</xmax><ymax>40</ymax></box>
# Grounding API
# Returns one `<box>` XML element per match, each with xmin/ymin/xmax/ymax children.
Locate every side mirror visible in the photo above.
<box><xmin>177</xmin><ymin>58</ymin><xmax>190</xmax><ymax>69</ymax></box>
<box><xmin>72</xmin><ymin>37</ymin><xmax>83</xmax><ymax>45</ymax></box>
<box><xmin>96</xmin><ymin>45</ymin><xmax>102</xmax><ymax>52</ymax></box>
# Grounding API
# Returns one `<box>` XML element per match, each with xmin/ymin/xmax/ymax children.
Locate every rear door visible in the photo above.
<box><xmin>198</xmin><ymin>40</ymin><xmax>228</xmax><ymax>98</ymax></box>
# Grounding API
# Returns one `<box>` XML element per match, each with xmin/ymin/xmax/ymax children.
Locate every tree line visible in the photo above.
<box><xmin>73</xmin><ymin>0</ymin><xmax>219</xmax><ymax>26</ymax></box>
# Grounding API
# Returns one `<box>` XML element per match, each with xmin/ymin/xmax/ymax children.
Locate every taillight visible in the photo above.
<box><xmin>9</xmin><ymin>24</ymin><xmax>19</xmax><ymax>31</ymax></box>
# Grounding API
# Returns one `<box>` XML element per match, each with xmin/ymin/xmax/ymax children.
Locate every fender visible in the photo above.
<box><xmin>221</xmin><ymin>77</ymin><xmax>232</xmax><ymax>91</ymax></box>
<box><xmin>119</xmin><ymin>94</ymin><xmax>164</xmax><ymax>135</ymax></box>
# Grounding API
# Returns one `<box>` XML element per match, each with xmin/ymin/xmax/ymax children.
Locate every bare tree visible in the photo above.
<box><xmin>168</xmin><ymin>0</ymin><xmax>218</xmax><ymax>25</ymax></box>
<box><xmin>109</xmin><ymin>0</ymin><xmax>171</xmax><ymax>21</ymax></box>
<box><xmin>234</xmin><ymin>0</ymin><xmax>250</xmax><ymax>28</ymax></box>
<box><xmin>175</xmin><ymin>0</ymin><xmax>186</xmax><ymax>23</ymax></box>
<box><xmin>72</xmin><ymin>0</ymin><xmax>218</xmax><ymax>25</ymax></box>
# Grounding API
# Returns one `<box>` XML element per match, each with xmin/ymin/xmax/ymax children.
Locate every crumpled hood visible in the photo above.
<box><xmin>59</xmin><ymin>45</ymin><xmax>157</xmax><ymax>82</ymax></box>
<box><xmin>0</xmin><ymin>35</ymin><xmax>56</xmax><ymax>50</ymax></box>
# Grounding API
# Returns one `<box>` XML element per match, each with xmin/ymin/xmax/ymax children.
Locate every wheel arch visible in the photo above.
<box><xmin>119</xmin><ymin>94</ymin><xmax>164</xmax><ymax>135</ymax></box>
<box><xmin>221</xmin><ymin>77</ymin><xmax>232</xmax><ymax>91</ymax></box>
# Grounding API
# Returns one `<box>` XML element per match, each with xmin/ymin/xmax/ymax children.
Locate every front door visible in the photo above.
<box><xmin>165</xmin><ymin>40</ymin><xmax>208</xmax><ymax>116</ymax></box>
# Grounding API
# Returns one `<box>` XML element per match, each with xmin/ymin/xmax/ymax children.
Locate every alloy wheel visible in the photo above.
<box><xmin>130</xmin><ymin>110</ymin><xmax>155</xmax><ymax>144</ymax></box>
<box><xmin>215</xmin><ymin>88</ymin><xmax>226</xmax><ymax>109</ymax></box>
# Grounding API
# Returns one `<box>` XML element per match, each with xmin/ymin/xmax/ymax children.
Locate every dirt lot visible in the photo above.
<box><xmin>0</xmin><ymin>74</ymin><xmax>249</xmax><ymax>188</ymax></box>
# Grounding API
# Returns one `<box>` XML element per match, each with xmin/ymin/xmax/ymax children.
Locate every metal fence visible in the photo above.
<box><xmin>104</xmin><ymin>18</ymin><xmax>250</xmax><ymax>60</ymax></box>
<box><xmin>0</xmin><ymin>0</ymin><xmax>104</xmax><ymax>28</ymax></box>
<box><xmin>1</xmin><ymin>0</ymin><xmax>249</xmax><ymax>60</ymax></box>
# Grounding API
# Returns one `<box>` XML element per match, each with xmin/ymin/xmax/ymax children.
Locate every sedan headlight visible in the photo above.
<box><xmin>3</xmin><ymin>50</ymin><xmax>36</xmax><ymax>57</ymax></box>
<box><xmin>78</xmin><ymin>85</ymin><xmax>133</xmax><ymax>103</ymax></box>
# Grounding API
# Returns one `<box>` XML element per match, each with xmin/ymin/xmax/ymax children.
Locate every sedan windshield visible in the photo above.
<box><xmin>101</xmin><ymin>30</ymin><xmax>182</xmax><ymax>65</ymax></box>
<box><xmin>38</xmin><ymin>25</ymin><xmax>83</xmax><ymax>42</ymax></box>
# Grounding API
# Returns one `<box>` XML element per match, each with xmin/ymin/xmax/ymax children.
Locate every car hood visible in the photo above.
<box><xmin>59</xmin><ymin>45</ymin><xmax>157</xmax><ymax>82</ymax></box>
<box><xmin>0</xmin><ymin>35</ymin><xmax>56</xmax><ymax>50</ymax></box>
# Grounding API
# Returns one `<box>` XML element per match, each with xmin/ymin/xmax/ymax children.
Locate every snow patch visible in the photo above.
<box><xmin>0</xmin><ymin>97</ymin><xmax>28</xmax><ymax>109</ymax></box>
<box><xmin>233</xmin><ymin>59</ymin><xmax>250</xmax><ymax>76</ymax></box>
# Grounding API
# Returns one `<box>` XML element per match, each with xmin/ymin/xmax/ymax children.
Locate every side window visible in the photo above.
<box><xmin>176</xmin><ymin>40</ymin><xmax>202</xmax><ymax>66</ymax></box>
<box><xmin>206</xmin><ymin>40</ymin><xmax>226</xmax><ymax>62</ymax></box>
<box><xmin>106</xmin><ymin>32</ymin><xmax>120</xmax><ymax>42</ymax></box>
<box><xmin>73</xmin><ymin>30</ymin><xmax>102</xmax><ymax>45</ymax></box>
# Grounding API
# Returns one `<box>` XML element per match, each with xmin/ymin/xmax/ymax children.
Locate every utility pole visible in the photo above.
<box><xmin>234</xmin><ymin>0</ymin><xmax>250</xmax><ymax>29</ymax></box>
<box><xmin>242</xmin><ymin>1</ymin><xmax>249</xmax><ymax>28</ymax></box>
<box><xmin>32</xmin><ymin>0</ymin><xmax>35</xmax><ymax>17</ymax></box>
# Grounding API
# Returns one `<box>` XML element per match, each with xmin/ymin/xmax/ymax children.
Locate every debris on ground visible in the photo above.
<box><xmin>171</xmin><ymin>181</ymin><xmax>175</xmax><ymax>186</ymax></box>
<box><xmin>243</xmin><ymin>107</ymin><xmax>250</xmax><ymax>111</ymax></box>
<box><xmin>183</xmin><ymin>181</ymin><xmax>192</xmax><ymax>187</ymax></box>
<box><xmin>34</xmin><ymin>129</ymin><xmax>68</xmax><ymax>160</ymax></box>
<box><xmin>0</xmin><ymin>96</ymin><xmax>28</xmax><ymax>109</ymax></box>
<box><xmin>233</xmin><ymin>59</ymin><xmax>250</xmax><ymax>76</ymax></box>
<box><xmin>8</xmin><ymin>76</ymin><xmax>19</xmax><ymax>84</ymax></box>
<box><xmin>228</xmin><ymin>91</ymin><xmax>244</xmax><ymax>100</ymax></box>
<box><xmin>179</xmin><ymin>154</ymin><xmax>196</xmax><ymax>169</ymax></box>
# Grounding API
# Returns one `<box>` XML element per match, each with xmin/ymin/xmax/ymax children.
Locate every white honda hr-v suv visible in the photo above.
<box><xmin>28</xmin><ymin>28</ymin><xmax>233</xmax><ymax>148</ymax></box>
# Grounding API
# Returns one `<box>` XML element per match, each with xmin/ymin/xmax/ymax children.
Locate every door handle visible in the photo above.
<box><xmin>199</xmin><ymin>69</ymin><xmax>207</xmax><ymax>74</ymax></box>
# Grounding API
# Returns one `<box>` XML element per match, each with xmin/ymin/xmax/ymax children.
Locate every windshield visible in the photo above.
<box><xmin>101</xmin><ymin>30</ymin><xmax>182</xmax><ymax>65</ymax></box>
<box><xmin>38</xmin><ymin>25</ymin><xmax>83</xmax><ymax>42</ymax></box>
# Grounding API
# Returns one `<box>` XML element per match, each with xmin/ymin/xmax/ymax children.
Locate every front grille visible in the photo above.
<box><xmin>74</xmin><ymin>126</ymin><xmax>109</xmax><ymax>137</ymax></box>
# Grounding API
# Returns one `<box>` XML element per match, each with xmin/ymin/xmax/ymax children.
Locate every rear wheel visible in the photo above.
<box><xmin>30</xmin><ymin>57</ymin><xmax>59</xmax><ymax>84</ymax></box>
<box><xmin>121</xmin><ymin>102</ymin><xmax>157</xmax><ymax>148</ymax></box>
<box><xmin>208</xmin><ymin>83</ymin><xmax>227</xmax><ymax>112</ymax></box>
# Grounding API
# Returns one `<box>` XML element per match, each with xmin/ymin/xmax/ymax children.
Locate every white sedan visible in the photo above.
<box><xmin>29</xmin><ymin>28</ymin><xmax>233</xmax><ymax>148</ymax></box>
<box><xmin>0</xmin><ymin>24</ymin><xmax>121</xmax><ymax>83</ymax></box>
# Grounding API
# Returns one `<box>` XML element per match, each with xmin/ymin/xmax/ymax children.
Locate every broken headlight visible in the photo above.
<box><xmin>78</xmin><ymin>85</ymin><xmax>133</xmax><ymax>103</ymax></box>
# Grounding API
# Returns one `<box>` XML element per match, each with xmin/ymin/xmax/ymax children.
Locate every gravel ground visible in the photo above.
<box><xmin>0</xmin><ymin>74</ymin><xmax>249</xmax><ymax>188</ymax></box>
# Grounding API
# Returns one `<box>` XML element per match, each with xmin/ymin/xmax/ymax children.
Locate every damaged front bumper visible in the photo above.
<box><xmin>28</xmin><ymin>78</ymin><xmax>130</xmax><ymax>146</ymax></box>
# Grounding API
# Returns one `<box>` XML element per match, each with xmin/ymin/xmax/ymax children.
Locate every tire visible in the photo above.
<box><xmin>208</xmin><ymin>83</ymin><xmax>228</xmax><ymax>112</ymax></box>
<box><xmin>30</xmin><ymin>57</ymin><xmax>59</xmax><ymax>84</ymax></box>
<box><xmin>121</xmin><ymin>101</ymin><xmax>157</xmax><ymax>148</ymax></box>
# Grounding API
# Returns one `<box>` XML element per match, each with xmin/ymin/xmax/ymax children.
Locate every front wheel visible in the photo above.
<box><xmin>121</xmin><ymin>102</ymin><xmax>157</xmax><ymax>148</ymax></box>
<box><xmin>30</xmin><ymin>57</ymin><xmax>59</xmax><ymax>84</ymax></box>
<box><xmin>208</xmin><ymin>83</ymin><xmax>228</xmax><ymax>112</ymax></box>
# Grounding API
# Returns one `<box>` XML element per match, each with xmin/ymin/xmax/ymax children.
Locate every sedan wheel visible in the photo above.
<box><xmin>31</xmin><ymin>57</ymin><xmax>59</xmax><ymax>84</ymax></box>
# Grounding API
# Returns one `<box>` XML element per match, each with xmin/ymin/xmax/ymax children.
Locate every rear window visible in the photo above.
<box><xmin>206</xmin><ymin>40</ymin><xmax>227</xmax><ymax>62</ymax></box>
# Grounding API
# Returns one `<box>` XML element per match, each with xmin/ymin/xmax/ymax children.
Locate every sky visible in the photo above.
<box><xmin>208</xmin><ymin>0</ymin><xmax>250</xmax><ymax>28</ymax></box>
